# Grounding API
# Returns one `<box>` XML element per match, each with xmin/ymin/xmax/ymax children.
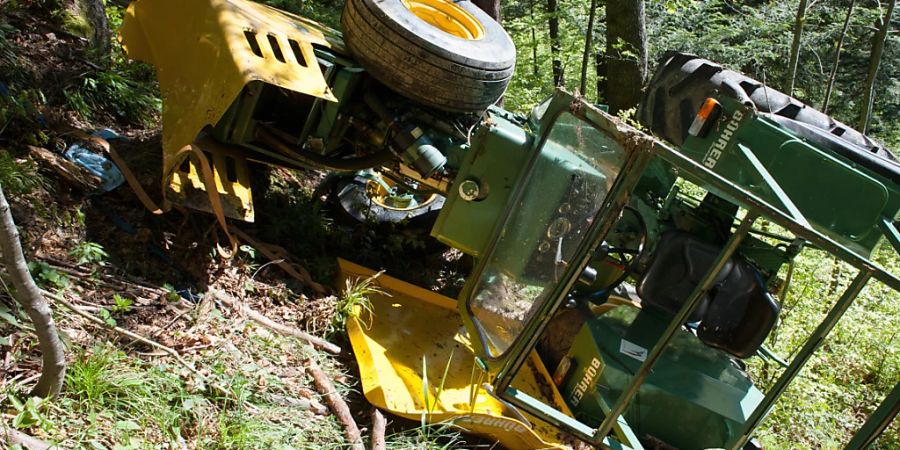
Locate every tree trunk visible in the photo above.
<box><xmin>595</xmin><ymin>49</ymin><xmax>607</xmax><ymax>102</ymax></box>
<box><xmin>548</xmin><ymin>0</ymin><xmax>564</xmax><ymax>86</ymax></box>
<box><xmin>530</xmin><ymin>0</ymin><xmax>539</xmax><ymax>77</ymax></box>
<box><xmin>858</xmin><ymin>0</ymin><xmax>895</xmax><ymax>134</ymax></box>
<box><xmin>605</xmin><ymin>0</ymin><xmax>647</xmax><ymax>113</ymax></box>
<box><xmin>473</xmin><ymin>0</ymin><xmax>501</xmax><ymax>22</ymax></box>
<box><xmin>82</xmin><ymin>0</ymin><xmax>110</xmax><ymax>59</ymax></box>
<box><xmin>0</xmin><ymin>183</ymin><xmax>66</xmax><ymax>398</ymax></box>
<box><xmin>822</xmin><ymin>0</ymin><xmax>855</xmax><ymax>113</ymax></box>
<box><xmin>785</xmin><ymin>0</ymin><xmax>809</xmax><ymax>96</ymax></box>
<box><xmin>580</xmin><ymin>0</ymin><xmax>599</xmax><ymax>95</ymax></box>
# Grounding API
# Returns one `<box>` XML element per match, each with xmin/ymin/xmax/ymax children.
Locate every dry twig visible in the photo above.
<box><xmin>44</xmin><ymin>289</ymin><xmax>192</xmax><ymax>366</ymax></box>
<box><xmin>209</xmin><ymin>288</ymin><xmax>341</xmax><ymax>354</ymax></box>
<box><xmin>370</xmin><ymin>408</ymin><xmax>386</xmax><ymax>450</ymax></box>
<box><xmin>42</xmin><ymin>289</ymin><xmax>257</xmax><ymax>411</ymax></box>
<box><xmin>305</xmin><ymin>358</ymin><xmax>365</xmax><ymax>450</ymax></box>
<box><xmin>37</xmin><ymin>257</ymin><xmax>175</xmax><ymax>299</ymax></box>
<box><xmin>229</xmin><ymin>227</ymin><xmax>328</xmax><ymax>295</ymax></box>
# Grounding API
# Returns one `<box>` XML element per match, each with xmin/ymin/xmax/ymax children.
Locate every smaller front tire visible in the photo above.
<box><xmin>328</xmin><ymin>175</ymin><xmax>445</xmax><ymax>231</ymax></box>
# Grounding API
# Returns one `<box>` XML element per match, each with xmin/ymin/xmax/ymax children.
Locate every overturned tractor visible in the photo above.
<box><xmin>120</xmin><ymin>1</ymin><xmax>899</xmax><ymax>448</ymax></box>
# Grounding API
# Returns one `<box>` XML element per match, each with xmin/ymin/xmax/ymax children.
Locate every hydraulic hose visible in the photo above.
<box><xmin>254</xmin><ymin>126</ymin><xmax>395</xmax><ymax>172</ymax></box>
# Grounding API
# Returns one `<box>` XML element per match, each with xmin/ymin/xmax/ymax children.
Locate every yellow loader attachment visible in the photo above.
<box><xmin>119</xmin><ymin>0</ymin><xmax>340</xmax><ymax>221</ymax></box>
<box><xmin>339</xmin><ymin>259</ymin><xmax>577</xmax><ymax>450</ymax></box>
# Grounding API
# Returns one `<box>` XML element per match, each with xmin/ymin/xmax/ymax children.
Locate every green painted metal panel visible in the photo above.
<box><xmin>431</xmin><ymin>110</ymin><xmax>534</xmax><ymax>257</ymax></box>
<box><xmin>679</xmin><ymin>99</ymin><xmax>899</xmax><ymax>256</ymax></box>
<box><xmin>560</xmin><ymin>305</ymin><xmax>763</xmax><ymax>449</ymax></box>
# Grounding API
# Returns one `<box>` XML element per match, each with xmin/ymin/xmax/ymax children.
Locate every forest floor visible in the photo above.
<box><xmin>0</xmin><ymin>5</ymin><xmax>479</xmax><ymax>450</ymax></box>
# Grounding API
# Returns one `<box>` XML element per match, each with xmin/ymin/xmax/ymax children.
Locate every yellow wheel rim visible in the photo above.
<box><xmin>401</xmin><ymin>0</ymin><xmax>485</xmax><ymax>40</ymax></box>
<box><xmin>365</xmin><ymin>178</ymin><xmax>440</xmax><ymax>212</ymax></box>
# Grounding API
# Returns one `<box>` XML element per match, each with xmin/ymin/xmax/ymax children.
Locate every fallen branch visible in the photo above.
<box><xmin>305</xmin><ymin>358</ymin><xmax>365</xmax><ymax>450</ymax></box>
<box><xmin>27</xmin><ymin>146</ymin><xmax>100</xmax><ymax>191</ymax></box>
<box><xmin>370</xmin><ymin>408</ymin><xmax>386</xmax><ymax>450</ymax></box>
<box><xmin>209</xmin><ymin>288</ymin><xmax>341</xmax><ymax>354</ymax></box>
<box><xmin>151</xmin><ymin>307</ymin><xmax>193</xmax><ymax>338</ymax></box>
<box><xmin>37</xmin><ymin>257</ymin><xmax>173</xmax><ymax>298</ymax></box>
<box><xmin>266</xmin><ymin>393</ymin><xmax>329</xmax><ymax>415</ymax></box>
<box><xmin>42</xmin><ymin>289</ymin><xmax>256</xmax><ymax>411</ymax></box>
<box><xmin>44</xmin><ymin>289</ymin><xmax>196</xmax><ymax>370</ymax></box>
<box><xmin>2</xmin><ymin>426</ymin><xmax>51</xmax><ymax>450</ymax></box>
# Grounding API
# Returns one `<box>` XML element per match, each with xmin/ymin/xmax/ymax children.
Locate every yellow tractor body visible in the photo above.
<box><xmin>339</xmin><ymin>259</ymin><xmax>576</xmax><ymax>449</ymax></box>
<box><xmin>120</xmin><ymin>0</ymin><xmax>340</xmax><ymax>220</ymax></box>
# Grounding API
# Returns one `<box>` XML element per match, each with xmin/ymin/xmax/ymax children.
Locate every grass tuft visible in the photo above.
<box><xmin>0</xmin><ymin>152</ymin><xmax>46</xmax><ymax>195</ymax></box>
<box><xmin>333</xmin><ymin>272</ymin><xmax>385</xmax><ymax>335</ymax></box>
<box><xmin>64</xmin><ymin>68</ymin><xmax>161</xmax><ymax>126</ymax></box>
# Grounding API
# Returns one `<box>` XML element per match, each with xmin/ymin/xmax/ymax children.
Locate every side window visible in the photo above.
<box><xmin>464</xmin><ymin>112</ymin><xmax>627</xmax><ymax>357</ymax></box>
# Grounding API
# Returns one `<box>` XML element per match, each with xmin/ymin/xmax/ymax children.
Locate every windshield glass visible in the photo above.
<box><xmin>530</xmin><ymin>95</ymin><xmax>554</xmax><ymax>122</ymax></box>
<box><xmin>467</xmin><ymin>112</ymin><xmax>627</xmax><ymax>357</ymax></box>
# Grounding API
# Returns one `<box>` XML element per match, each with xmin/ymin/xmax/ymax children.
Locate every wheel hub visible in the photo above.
<box><xmin>401</xmin><ymin>0</ymin><xmax>485</xmax><ymax>40</ymax></box>
<box><xmin>365</xmin><ymin>178</ymin><xmax>439</xmax><ymax>212</ymax></box>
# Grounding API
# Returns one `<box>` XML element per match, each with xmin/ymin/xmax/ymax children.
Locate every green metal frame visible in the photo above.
<box><xmin>454</xmin><ymin>92</ymin><xmax>571</xmax><ymax>362</ymax></box>
<box><xmin>459</xmin><ymin>90</ymin><xmax>899</xmax><ymax>449</ymax></box>
<box><xmin>845</xmin><ymin>382</ymin><xmax>900</xmax><ymax>450</ymax></box>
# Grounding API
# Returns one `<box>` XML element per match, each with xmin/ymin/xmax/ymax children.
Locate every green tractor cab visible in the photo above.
<box><xmin>450</xmin><ymin>89</ymin><xmax>899</xmax><ymax>449</ymax></box>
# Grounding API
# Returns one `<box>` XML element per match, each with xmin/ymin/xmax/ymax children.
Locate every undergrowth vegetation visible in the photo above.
<box><xmin>14</xmin><ymin>325</ymin><xmax>349</xmax><ymax>448</ymax></box>
<box><xmin>62</xmin><ymin>4</ymin><xmax>160</xmax><ymax>127</ymax></box>
<box><xmin>0</xmin><ymin>1</ymin><xmax>160</xmax><ymax>149</ymax></box>
<box><xmin>748</xmin><ymin>243</ymin><xmax>899</xmax><ymax>449</ymax></box>
<box><xmin>0</xmin><ymin>151</ymin><xmax>45</xmax><ymax>195</ymax></box>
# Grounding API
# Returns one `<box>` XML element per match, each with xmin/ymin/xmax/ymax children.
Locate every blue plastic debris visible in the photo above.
<box><xmin>64</xmin><ymin>129</ymin><xmax>126</xmax><ymax>192</ymax></box>
<box><xmin>93</xmin><ymin>128</ymin><xmax>120</xmax><ymax>141</ymax></box>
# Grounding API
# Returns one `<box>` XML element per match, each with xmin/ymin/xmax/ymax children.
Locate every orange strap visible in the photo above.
<box><xmin>230</xmin><ymin>227</ymin><xmax>328</xmax><ymax>295</ymax></box>
<box><xmin>85</xmin><ymin>134</ymin><xmax>238</xmax><ymax>259</ymax></box>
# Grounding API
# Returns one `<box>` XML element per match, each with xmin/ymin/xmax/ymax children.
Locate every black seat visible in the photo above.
<box><xmin>638</xmin><ymin>231</ymin><xmax>733</xmax><ymax>323</ymax></box>
<box><xmin>698</xmin><ymin>261</ymin><xmax>780</xmax><ymax>358</ymax></box>
<box><xmin>638</xmin><ymin>230</ymin><xmax>780</xmax><ymax>359</ymax></box>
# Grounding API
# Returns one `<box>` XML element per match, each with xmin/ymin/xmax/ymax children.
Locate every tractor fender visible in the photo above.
<box><xmin>119</xmin><ymin>0</ymin><xmax>341</xmax><ymax>173</ymax></box>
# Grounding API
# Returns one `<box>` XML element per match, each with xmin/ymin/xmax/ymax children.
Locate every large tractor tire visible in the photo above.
<box><xmin>639</xmin><ymin>52</ymin><xmax>898</xmax><ymax>181</ymax></box>
<box><xmin>341</xmin><ymin>0</ymin><xmax>515</xmax><ymax>113</ymax></box>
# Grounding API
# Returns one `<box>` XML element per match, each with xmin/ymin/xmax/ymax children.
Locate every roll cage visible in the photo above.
<box><xmin>459</xmin><ymin>90</ymin><xmax>900</xmax><ymax>449</ymax></box>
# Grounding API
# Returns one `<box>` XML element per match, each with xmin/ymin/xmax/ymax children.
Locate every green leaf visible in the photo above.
<box><xmin>0</xmin><ymin>303</ymin><xmax>21</xmax><ymax>328</ymax></box>
<box><xmin>239</xmin><ymin>244</ymin><xmax>257</xmax><ymax>258</ymax></box>
<box><xmin>12</xmin><ymin>397</ymin><xmax>41</xmax><ymax>429</ymax></box>
<box><xmin>8</xmin><ymin>394</ymin><xmax>23</xmax><ymax>411</ymax></box>
<box><xmin>98</xmin><ymin>308</ymin><xmax>117</xmax><ymax>327</ymax></box>
<box><xmin>115</xmin><ymin>420</ymin><xmax>141</xmax><ymax>432</ymax></box>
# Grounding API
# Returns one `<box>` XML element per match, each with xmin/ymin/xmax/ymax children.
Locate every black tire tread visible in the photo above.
<box><xmin>341</xmin><ymin>0</ymin><xmax>514</xmax><ymax>113</ymax></box>
<box><xmin>342</xmin><ymin>2</ymin><xmax>510</xmax><ymax>99</ymax></box>
<box><xmin>344</xmin><ymin>0</ymin><xmax>513</xmax><ymax>82</ymax></box>
<box><xmin>352</xmin><ymin>0</ymin><xmax>513</xmax><ymax>72</ymax></box>
<box><xmin>639</xmin><ymin>52</ymin><xmax>890</xmax><ymax>161</ymax></box>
